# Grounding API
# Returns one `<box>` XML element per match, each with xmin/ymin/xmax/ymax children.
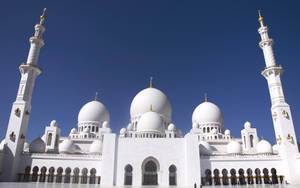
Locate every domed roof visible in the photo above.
<box><xmin>225</xmin><ymin>129</ymin><xmax>231</xmax><ymax>135</ymax></box>
<box><xmin>59</xmin><ymin>139</ymin><xmax>74</xmax><ymax>154</ymax></box>
<box><xmin>244</xmin><ymin>121</ymin><xmax>251</xmax><ymax>129</ymax></box>
<box><xmin>120</xmin><ymin>128</ymin><xmax>127</xmax><ymax>135</ymax></box>
<box><xmin>168</xmin><ymin>123</ymin><xmax>176</xmax><ymax>131</ymax></box>
<box><xmin>256</xmin><ymin>139</ymin><xmax>273</xmax><ymax>154</ymax></box>
<box><xmin>137</xmin><ymin>111</ymin><xmax>164</xmax><ymax>133</ymax></box>
<box><xmin>130</xmin><ymin>88</ymin><xmax>171</xmax><ymax>120</ymax></box>
<box><xmin>227</xmin><ymin>140</ymin><xmax>242</xmax><ymax>154</ymax></box>
<box><xmin>199</xmin><ymin>141</ymin><xmax>212</xmax><ymax>155</ymax></box>
<box><xmin>70</xmin><ymin>128</ymin><xmax>77</xmax><ymax>134</ymax></box>
<box><xmin>192</xmin><ymin>101</ymin><xmax>224</xmax><ymax>125</ymax></box>
<box><xmin>29</xmin><ymin>137</ymin><xmax>45</xmax><ymax>153</ymax></box>
<box><xmin>78</xmin><ymin>100</ymin><xmax>110</xmax><ymax>123</ymax></box>
<box><xmin>89</xmin><ymin>140</ymin><xmax>103</xmax><ymax>154</ymax></box>
<box><xmin>50</xmin><ymin>120</ymin><xmax>58</xmax><ymax>127</ymax></box>
<box><xmin>127</xmin><ymin>123</ymin><xmax>133</xmax><ymax>131</ymax></box>
<box><xmin>102</xmin><ymin>121</ymin><xmax>109</xmax><ymax>128</ymax></box>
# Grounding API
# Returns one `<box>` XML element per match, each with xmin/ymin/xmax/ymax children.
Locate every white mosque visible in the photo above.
<box><xmin>0</xmin><ymin>9</ymin><xmax>299</xmax><ymax>186</ymax></box>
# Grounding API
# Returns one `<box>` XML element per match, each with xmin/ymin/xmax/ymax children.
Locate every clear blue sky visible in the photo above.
<box><xmin>0</xmin><ymin>1</ymin><xmax>300</xmax><ymax>144</ymax></box>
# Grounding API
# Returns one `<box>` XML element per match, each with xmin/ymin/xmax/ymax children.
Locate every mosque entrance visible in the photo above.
<box><xmin>142</xmin><ymin>158</ymin><xmax>159</xmax><ymax>185</ymax></box>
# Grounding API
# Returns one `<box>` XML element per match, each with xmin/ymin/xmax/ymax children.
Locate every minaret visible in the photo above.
<box><xmin>258</xmin><ymin>11</ymin><xmax>299</xmax><ymax>184</ymax></box>
<box><xmin>1</xmin><ymin>9</ymin><xmax>46</xmax><ymax>181</ymax></box>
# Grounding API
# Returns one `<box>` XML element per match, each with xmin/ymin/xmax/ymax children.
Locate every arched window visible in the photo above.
<box><xmin>271</xmin><ymin>168</ymin><xmax>278</xmax><ymax>184</ymax></box>
<box><xmin>247</xmin><ymin>168</ymin><xmax>254</xmax><ymax>184</ymax></box>
<box><xmin>255</xmin><ymin>168</ymin><xmax>262</xmax><ymax>184</ymax></box>
<box><xmin>48</xmin><ymin>167</ymin><xmax>55</xmax><ymax>183</ymax></box>
<box><xmin>230</xmin><ymin>169</ymin><xmax>237</xmax><ymax>185</ymax></box>
<box><xmin>81</xmin><ymin>168</ymin><xmax>88</xmax><ymax>184</ymax></box>
<box><xmin>90</xmin><ymin>168</ymin><xmax>97</xmax><ymax>184</ymax></box>
<box><xmin>238</xmin><ymin>169</ymin><xmax>246</xmax><ymax>185</ymax></box>
<box><xmin>40</xmin><ymin>167</ymin><xmax>47</xmax><ymax>182</ymax></box>
<box><xmin>96</xmin><ymin>127</ymin><xmax>99</xmax><ymax>132</ymax></box>
<box><xmin>47</xmin><ymin>133</ymin><xmax>52</xmax><ymax>146</ymax></box>
<box><xmin>213</xmin><ymin>169</ymin><xmax>220</xmax><ymax>185</ymax></box>
<box><xmin>169</xmin><ymin>165</ymin><xmax>177</xmax><ymax>185</ymax></box>
<box><xmin>32</xmin><ymin>166</ymin><xmax>39</xmax><ymax>182</ymax></box>
<box><xmin>203</xmin><ymin>127</ymin><xmax>206</xmax><ymax>133</ymax></box>
<box><xmin>56</xmin><ymin>167</ymin><xmax>63</xmax><ymax>183</ymax></box>
<box><xmin>243</xmin><ymin>136</ymin><xmax>246</xmax><ymax>148</ymax></box>
<box><xmin>24</xmin><ymin>166</ymin><xmax>31</xmax><ymax>182</ymax></box>
<box><xmin>207</xmin><ymin>127</ymin><xmax>210</xmax><ymax>133</ymax></box>
<box><xmin>221</xmin><ymin>169</ymin><xmax>228</xmax><ymax>185</ymax></box>
<box><xmin>92</xmin><ymin>126</ymin><xmax>95</xmax><ymax>132</ymax></box>
<box><xmin>263</xmin><ymin>168</ymin><xmax>270</xmax><ymax>184</ymax></box>
<box><xmin>73</xmin><ymin>168</ymin><xmax>80</xmax><ymax>184</ymax></box>
<box><xmin>124</xmin><ymin>165</ymin><xmax>133</xmax><ymax>185</ymax></box>
<box><xmin>204</xmin><ymin>169</ymin><xmax>212</xmax><ymax>185</ymax></box>
<box><xmin>250</xmin><ymin>135</ymin><xmax>254</xmax><ymax>147</ymax></box>
<box><xmin>142</xmin><ymin>158</ymin><xmax>159</xmax><ymax>185</ymax></box>
<box><xmin>64</xmin><ymin>167</ymin><xmax>71</xmax><ymax>183</ymax></box>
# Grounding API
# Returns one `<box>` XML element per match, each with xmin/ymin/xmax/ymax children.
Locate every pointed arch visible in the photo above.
<box><xmin>142</xmin><ymin>156</ymin><xmax>159</xmax><ymax>185</ymax></box>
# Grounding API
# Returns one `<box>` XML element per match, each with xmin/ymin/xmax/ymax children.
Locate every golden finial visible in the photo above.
<box><xmin>40</xmin><ymin>8</ymin><xmax>47</xmax><ymax>24</ymax></box>
<box><xmin>150</xmin><ymin>104</ymin><xmax>153</xmax><ymax>112</ymax></box>
<box><xmin>258</xmin><ymin>10</ymin><xmax>263</xmax><ymax>23</ymax></box>
<box><xmin>204</xmin><ymin>93</ymin><xmax>207</xmax><ymax>102</ymax></box>
<box><xmin>150</xmin><ymin>77</ymin><xmax>153</xmax><ymax>88</ymax></box>
<box><xmin>94</xmin><ymin>92</ymin><xmax>99</xmax><ymax>101</ymax></box>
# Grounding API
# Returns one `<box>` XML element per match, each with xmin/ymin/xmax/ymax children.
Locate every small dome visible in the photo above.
<box><xmin>199</xmin><ymin>141</ymin><xmax>212</xmax><ymax>155</ymax></box>
<box><xmin>225</xmin><ymin>129</ymin><xmax>231</xmax><ymax>135</ymax></box>
<box><xmin>73</xmin><ymin>144</ymin><xmax>81</xmax><ymax>154</ymax></box>
<box><xmin>168</xmin><ymin>123</ymin><xmax>176</xmax><ymax>131</ymax></box>
<box><xmin>59</xmin><ymin>139</ymin><xmax>74</xmax><ymax>154</ymax></box>
<box><xmin>120</xmin><ymin>128</ymin><xmax>127</xmax><ymax>135</ymax></box>
<box><xmin>137</xmin><ymin>111</ymin><xmax>164</xmax><ymax>134</ymax></box>
<box><xmin>192</xmin><ymin>123</ymin><xmax>199</xmax><ymax>128</ymax></box>
<box><xmin>130</xmin><ymin>88</ymin><xmax>171</xmax><ymax>121</ymax></box>
<box><xmin>78</xmin><ymin>100</ymin><xmax>110</xmax><ymax>123</ymax></box>
<box><xmin>102</xmin><ymin>121</ymin><xmax>109</xmax><ymax>128</ymax></box>
<box><xmin>29</xmin><ymin>137</ymin><xmax>45</xmax><ymax>153</ymax></box>
<box><xmin>83</xmin><ymin>127</ymin><xmax>90</xmax><ymax>133</ymax></box>
<box><xmin>89</xmin><ymin>140</ymin><xmax>103</xmax><ymax>154</ymax></box>
<box><xmin>0</xmin><ymin>139</ymin><xmax>6</xmax><ymax>150</ymax></box>
<box><xmin>244</xmin><ymin>121</ymin><xmax>251</xmax><ymax>129</ymax></box>
<box><xmin>23</xmin><ymin>141</ymin><xmax>29</xmax><ymax>152</ymax></box>
<box><xmin>50</xmin><ymin>120</ymin><xmax>58</xmax><ymax>127</ymax></box>
<box><xmin>273</xmin><ymin>144</ymin><xmax>278</xmax><ymax>153</ymax></box>
<box><xmin>70</xmin><ymin>128</ymin><xmax>77</xmax><ymax>134</ymax></box>
<box><xmin>127</xmin><ymin>123</ymin><xmax>133</xmax><ymax>131</ymax></box>
<box><xmin>192</xmin><ymin>101</ymin><xmax>224</xmax><ymax>126</ymax></box>
<box><xmin>256</xmin><ymin>139</ymin><xmax>273</xmax><ymax>154</ymax></box>
<box><xmin>227</xmin><ymin>140</ymin><xmax>242</xmax><ymax>154</ymax></box>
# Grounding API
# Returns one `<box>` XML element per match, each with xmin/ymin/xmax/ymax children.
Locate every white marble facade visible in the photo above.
<box><xmin>0</xmin><ymin>10</ymin><xmax>300</xmax><ymax>186</ymax></box>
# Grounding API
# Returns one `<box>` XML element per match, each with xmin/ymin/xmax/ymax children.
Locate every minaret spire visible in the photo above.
<box><xmin>149</xmin><ymin>77</ymin><xmax>153</xmax><ymax>88</ymax></box>
<box><xmin>40</xmin><ymin>8</ymin><xmax>47</xmax><ymax>25</ymax></box>
<box><xmin>1</xmin><ymin>9</ymin><xmax>47</xmax><ymax>181</ymax></box>
<box><xmin>258</xmin><ymin>10</ymin><xmax>264</xmax><ymax>27</ymax></box>
<box><xmin>258</xmin><ymin>12</ymin><xmax>299</xmax><ymax>184</ymax></box>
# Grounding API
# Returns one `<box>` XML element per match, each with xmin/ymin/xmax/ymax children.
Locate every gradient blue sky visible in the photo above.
<box><xmin>0</xmin><ymin>1</ymin><xmax>300</xmax><ymax>144</ymax></box>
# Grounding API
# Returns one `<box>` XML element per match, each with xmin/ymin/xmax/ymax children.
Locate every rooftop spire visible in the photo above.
<box><xmin>150</xmin><ymin>77</ymin><xmax>153</xmax><ymax>88</ymax></box>
<box><xmin>94</xmin><ymin>92</ymin><xmax>99</xmax><ymax>101</ymax></box>
<box><xmin>40</xmin><ymin>8</ymin><xmax>47</xmax><ymax>25</ymax></box>
<box><xmin>258</xmin><ymin>10</ymin><xmax>264</xmax><ymax>27</ymax></box>
<box><xmin>204</xmin><ymin>93</ymin><xmax>208</xmax><ymax>102</ymax></box>
<box><xmin>150</xmin><ymin>104</ymin><xmax>153</xmax><ymax>112</ymax></box>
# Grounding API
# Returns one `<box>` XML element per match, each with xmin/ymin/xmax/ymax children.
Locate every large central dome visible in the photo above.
<box><xmin>130</xmin><ymin>87</ymin><xmax>172</xmax><ymax>121</ymax></box>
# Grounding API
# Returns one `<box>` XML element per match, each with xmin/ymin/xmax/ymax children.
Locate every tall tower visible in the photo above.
<box><xmin>1</xmin><ymin>9</ymin><xmax>47</xmax><ymax>181</ymax></box>
<box><xmin>258</xmin><ymin>11</ymin><xmax>299</xmax><ymax>184</ymax></box>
